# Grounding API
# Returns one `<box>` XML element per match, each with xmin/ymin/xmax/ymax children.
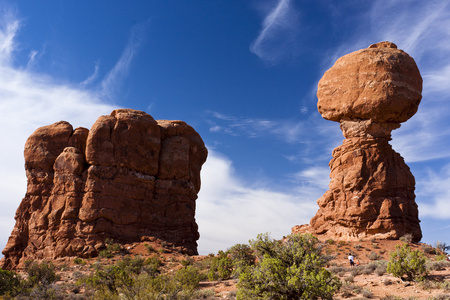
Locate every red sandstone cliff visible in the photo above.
<box><xmin>1</xmin><ymin>109</ymin><xmax>207</xmax><ymax>269</ymax></box>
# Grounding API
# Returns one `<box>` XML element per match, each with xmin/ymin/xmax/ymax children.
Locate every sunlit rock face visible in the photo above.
<box><xmin>294</xmin><ymin>42</ymin><xmax>423</xmax><ymax>242</ymax></box>
<box><xmin>1</xmin><ymin>109</ymin><xmax>207</xmax><ymax>269</ymax></box>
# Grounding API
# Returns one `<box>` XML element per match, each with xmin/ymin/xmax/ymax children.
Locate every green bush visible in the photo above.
<box><xmin>74</xmin><ymin>257</ymin><xmax>86</xmax><ymax>265</ymax></box>
<box><xmin>24</xmin><ymin>261</ymin><xmax>59</xmax><ymax>287</ymax></box>
<box><xmin>207</xmin><ymin>250</ymin><xmax>233</xmax><ymax>281</ymax></box>
<box><xmin>227</xmin><ymin>243</ymin><xmax>256</xmax><ymax>277</ymax></box>
<box><xmin>83</xmin><ymin>261</ymin><xmax>201</xmax><ymax>300</ymax></box>
<box><xmin>387</xmin><ymin>244</ymin><xmax>427</xmax><ymax>281</ymax></box>
<box><xmin>144</xmin><ymin>243</ymin><xmax>155</xmax><ymax>253</ymax></box>
<box><xmin>237</xmin><ymin>233</ymin><xmax>341</xmax><ymax>300</ymax></box>
<box><xmin>0</xmin><ymin>269</ymin><xmax>21</xmax><ymax>296</ymax></box>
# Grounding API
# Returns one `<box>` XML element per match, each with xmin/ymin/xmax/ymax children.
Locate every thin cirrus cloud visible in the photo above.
<box><xmin>250</xmin><ymin>0</ymin><xmax>300</xmax><ymax>64</ymax></box>
<box><xmin>206</xmin><ymin>110</ymin><xmax>312</xmax><ymax>144</ymax></box>
<box><xmin>364</xmin><ymin>0</ymin><xmax>450</xmax><ymax>165</ymax></box>
<box><xmin>0</xmin><ymin>11</ymin><xmax>130</xmax><ymax>252</ymax></box>
<box><xmin>323</xmin><ymin>0</ymin><xmax>450</xmax><ymax>221</ymax></box>
<box><xmin>99</xmin><ymin>21</ymin><xmax>149</xmax><ymax>100</ymax></box>
<box><xmin>0</xmin><ymin>10</ymin><xmax>320</xmax><ymax>255</ymax></box>
<box><xmin>417</xmin><ymin>164</ymin><xmax>450</xmax><ymax>219</ymax></box>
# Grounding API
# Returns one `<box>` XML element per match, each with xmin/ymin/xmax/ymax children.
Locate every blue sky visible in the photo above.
<box><xmin>0</xmin><ymin>0</ymin><xmax>449</xmax><ymax>255</ymax></box>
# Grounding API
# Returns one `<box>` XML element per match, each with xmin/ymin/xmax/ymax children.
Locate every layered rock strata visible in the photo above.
<box><xmin>293</xmin><ymin>42</ymin><xmax>422</xmax><ymax>242</ymax></box>
<box><xmin>1</xmin><ymin>109</ymin><xmax>207</xmax><ymax>269</ymax></box>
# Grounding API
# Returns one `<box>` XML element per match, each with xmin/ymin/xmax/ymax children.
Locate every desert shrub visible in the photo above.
<box><xmin>82</xmin><ymin>256</ymin><xmax>155</xmax><ymax>295</ymax></box>
<box><xmin>427</xmin><ymin>260</ymin><xmax>446</xmax><ymax>271</ymax></box>
<box><xmin>227</xmin><ymin>243</ymin><xmax>256</xmax><ymax>277</ymax></box>
<box><xmin>322</xmin><ymin>254</ymin><xmax>336</xmax><ymax>264</ymax></box>
<box><xmin>435</xmin><ymin>254</ymin><xmax>447</xmax><ymax>261</ymax></box>
<box><xmin>354</xmin><ymin>244</ymin><xmax>363</xmax><ymax>250</ymax></box>
<box><xmin>144</xmin><ymin>243</ymin><xmax>155</xmax><ymax>253</ymax></box>
<box><xmin>350</xmin><ymin>266</ymin><xmax>363</xmax><ymax>277</ymax></box>
<box><xmin>434</xmin><ymin>241</ymin><xmax>449</xmax><ymax>254</ymax></box>
<box><xmin>428</xmin><ymin>294</ymin><xmax>450</xmax><ymax>300</ymax></box>
<box><xmin>208</xmin><ymin>250</ymin><xmax>233</xmax><ymax>281</ymax></box>
<box><xmin>0</xmin><ymin>269</ymin><xmax>22</xmax><ymax>296</ymax></box>
<box><xmin>375</xmin><ymin>264</ymin><xmax>386</xmax><ymax>276</ymax></box>
<box><xmin>98</xmin><ymin>239</ymin><xmax>127</xmax><ymax>258</ymax></box>
<box><xmin>372</xmin><ymin>243</ymin><xmax>380</xmax><ymax>249</ymax></box>
<box><xmin>361</xmin><ymin>288</ymin><xmax>373</xmax><ymax>298</ymax></box>
<box><xmin>418</xmin><ymin>279</ymin><xmax>435</xmax><ymax>291</ymax></box>
<box><xmin>24</xmin><ymin>261</ymin><xmax>59</xmax><ymax>287</ymax></box>
<box><xmin>329</xmin><ymin>266</ymin><xmax>346</xmax><ymax>274</ymax></box>
<box><xmin>344</xmin><ymin>275</ymin><xmax>354</xmax><ymax>283</ymax></box>
<box><xmin>86</xmin><ymin>264</ymin><xmax>133</xmax><ymax>293</ymax></box>
<box><xmin>387</xmin><ymin>244</ymin><xmax>427</xmax><ymax>281</ymax></box>
<box><xmin>340</xmin><ymin>282</ymin><xmax>361</xmax><ymax>297</ymax></box>
<box><xmin>116</xmin><ymin>256</ymin><xmax>147</xmax><ymax>275</ymax></box>
<box><xmin>381</xmin><ymin>296</ymin><xmax>404</xmax><ymax>300</ymax></box>
<box><xmin>194</xmin><ymin>288</ymin><xmax>216</xmax><ymax>299</ymax></box>
<box><xmin>363</xmin><ymin>263</ymin><xmax>377</xmax><ymax>275</ymax></box>
<box><xmin>399</xmin><ymin>234</ymin><xmax>413</xmax><ymax>243</ymax></box>
<box><xmin>84</xmin><ymin>264</ymin><xmax>202</xmax><ymax>300</ymax></box>
<box><xmin>440</xmin><ymin>280</ymin><xmax>450</xmax><ymax>292</ymax></box>
<box><xmin>130</xmin><ymin>266</ymin><xmax>201</xmax><ymax>300</ymax></box>
<box><xmin>368</xmin><ymin>251</ymin><xmax>382</xmax><ymax>260</ymax></box>
<box><xmin>421</xmin><ymin>244</ymin><xmax>437</xmax><ymax>255</ymax></box>
<box><xmin>434</xmin><ymin>241</ymin><xmax>450</xmax><ymax>253</ymax></box>
<box><xmin>180</xmin><ymin>257</ymin><xmax>194</xmax><ymax>267</ymax></box>
<box><xmin>338</xmin><ymin>240</ymin><xmax>346</xmax><ymax>247</ymax></box>
<box><xmin>73</xmin><ymin>257</ymin><xmax>86</xmax><ymax>265</ymax></box>
<box><xmin>237</xmin><ymin>233</ymin><xmax>341</xmax><ymax>300</ymax></box>
<box><xmin>382</xmin><ymin>278</ymin><xmax>392</xmax><ymax>285</ymax></box>
<box><xmin>325</xmin><ymin>239</ymin><xmax>335</xmax><ymax>245</ymax></box>
<box><xmin>99</xmin><ymin>249</ymin><xmax>114</xmax><ymax>258</ymax></box>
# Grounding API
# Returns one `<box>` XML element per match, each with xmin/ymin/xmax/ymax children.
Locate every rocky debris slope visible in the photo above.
<box><xmin>293</xmin><ymin>42</ymin><xmax>422</xmax><ymax>242</ymax></box>
<box><xmin>1</xmin><ymin>109</ymin><xmax>207</xmax><ymax>269</ymax></box>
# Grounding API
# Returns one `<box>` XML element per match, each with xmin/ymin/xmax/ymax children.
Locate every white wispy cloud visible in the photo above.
<box><xmin>250</xmin><ymin>0</ymin><xmax>300</xmax><ymax>64</ymax></box>
<box><xmin>417</xmin><ymin>164</ymin><xmax>450</xmax><ymax>219</ymax></box>
<box><xmin>0</xmin><ymin>11</ymin><xmax>120</xmax><ymax>253</ymax></box>
<box><xmin>100</xmin><ymin>21</ymin><xmax>148</xmax><ymax>100</ymax></box>
<box><xmin>206</xmin><ymin>110</ymin><xmax>312</xmax><ymax>143</ymax></box>
<box><xmin>0</xmin><ymin>9</ymin><xmax>19</xmax><ymax>65</ymax></box>
<box><xmin>319</xmin><ymin>0</ymin><xmax>450</xmax><ymax>223</ymax></box>
<box><xmin>196</xmin><ymin>150</ymin><xmax>320</xmax><ymax>254</ymax></box>
<box><xmin>80</xmin><ymin>61</ymin><xmax>100</xmax><ymax>86</ymax></box>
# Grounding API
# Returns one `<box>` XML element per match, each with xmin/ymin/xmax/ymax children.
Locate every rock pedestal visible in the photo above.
<box><xmin>1</xmin><ymin>109</ymin><xmax>207</xmax><ymax>269</ymax></box>
<box><xmin>294</xmin><ymin>42</ymin><xmax>422</xmax><ymax>241</ymax></box>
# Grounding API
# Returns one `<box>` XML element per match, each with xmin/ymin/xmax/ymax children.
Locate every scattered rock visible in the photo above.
<box><xmin>1</xmin><ymin>109</ymin><xmax>207</xmax><ymax>269</ymax></box>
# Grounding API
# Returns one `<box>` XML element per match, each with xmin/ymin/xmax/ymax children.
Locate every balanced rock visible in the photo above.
<box><xmin>293</xmin><ymin>42</ymin><xmax>422</xmax><ymax>242</ymax></box>
<box><xmin>1</xmin><ymin>109</ymin><xmax>207</xmax><ymax>269</ymax></box>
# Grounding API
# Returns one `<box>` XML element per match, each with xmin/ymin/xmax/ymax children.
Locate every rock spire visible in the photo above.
<box><xmin>294</xmin><ymin>42</ymin><xmax>422</xmax><ymax>241</ymax></box>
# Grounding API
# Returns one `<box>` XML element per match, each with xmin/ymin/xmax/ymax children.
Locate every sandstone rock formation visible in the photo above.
<box><xmin>1</xmin><ymin>109</ymin><xmax>207</xmax><ymax>269</ymax></box>
<box><xmin>293</xmin><ymin>42</ymin><xmax>422</xmax><ymax>242</ymax></box>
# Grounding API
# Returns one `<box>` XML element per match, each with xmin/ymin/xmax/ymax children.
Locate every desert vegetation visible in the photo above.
<box><xmin>0</xmin><ymin>235</ymin><xmax>449</xmax><ymax>299</ymax></box>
